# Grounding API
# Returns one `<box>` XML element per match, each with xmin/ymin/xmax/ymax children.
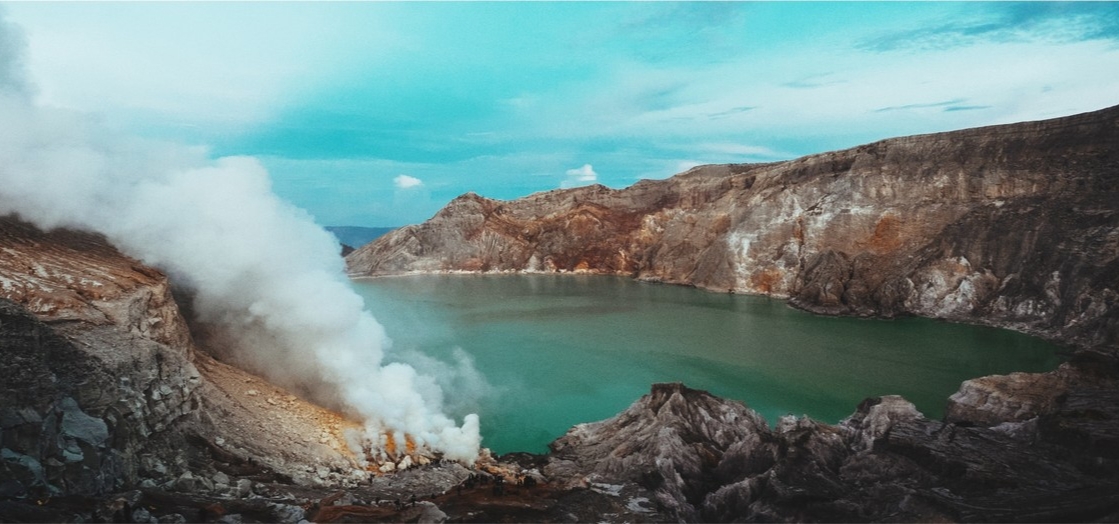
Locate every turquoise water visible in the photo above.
<box><xmin>352</xmin><ymin>274</ymin><xmax>1063</xmax><ymax>455</ymax></box>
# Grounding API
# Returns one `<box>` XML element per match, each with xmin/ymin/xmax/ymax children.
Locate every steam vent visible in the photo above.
<box><xmin>1</xmin><ymin>102</ymin><xmax>1116</xmax><ymax>522</ymax></box>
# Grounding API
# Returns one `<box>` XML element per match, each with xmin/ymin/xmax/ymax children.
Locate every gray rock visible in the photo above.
<box><xmin>268</xmin><ymin>503</ymin><xmax>307</xmax><ymax>523</ymax></box>
<box><xmin>546</xmin><ymin>383</ymin><xmax>772</xmax><ymax>522</ymax></box>
<box><xmin>131</xmin><ymin>507</ymin><xmax>155</xmax><ymax>523</ymax></box>
<box><xmin>946</xmin><ymin>370</ymin><xmax>1068</xmax><ymax>426</ymax></box>
<box><xmin>545</xmin><ymin>376</ymin><xmax>1119</xmax><ymax>523</ymax></box>
<box><xmin>1</xmin><ymin>448</ymin><xmax>46</xmax><ymax>489</ymax></box>
<box><xmin>173</xmin><ymin>471</ymin><xmax>201</xmax><ymax>493</ymax></box>
<box><xmin>398</xmin><ymin>501</ymin><xmax>447</xmax><ymax>524</ymax></box>
<box><xmin>236</xmin><ymin>478</ymin><xmax>253</xmax><ymax>498</ymax></box>
<box><xmin>212</xmin><ymin>471</ymin><xmax>230</xmax><ymax>486</ymax></box>
<box><xmin>58</xmin><ymin>397</ymin><xmax>109</xmax><ymax>447</ymax></box>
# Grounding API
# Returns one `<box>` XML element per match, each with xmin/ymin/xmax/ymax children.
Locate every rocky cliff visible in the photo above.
<box><xmin>0</xmin><ymin>217</ymin><xmax>203</xmax><ymax>498</ymax></box>
<box><xmin>340</xmin><ymin>105</ymin><xmax>1119</xmax><ymax>520</ymax></box>
<box><xmin>348</xmin><ymin>104</ymin><xmax>1119</xmax><ymax>350</ymax></box>
<box><xmin>0</xmin><ymin>215</ymin><xmax>391</xmax><ymax>521</ymax></box>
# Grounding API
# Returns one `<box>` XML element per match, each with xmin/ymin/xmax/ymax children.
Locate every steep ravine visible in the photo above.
<box><xmin>348</xmin><ymin>104</ymin><xmax>1119</xmax><ymax>350</ymax></box>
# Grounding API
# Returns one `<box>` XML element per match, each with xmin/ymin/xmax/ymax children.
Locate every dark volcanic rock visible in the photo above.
<box><xmin>544</xmin><ymin>380</ymin><xmax>1119</xmax><ymax>523</ymax></box>
<box><xmin>545</xmin><ymin>383</ymin><xmax>774</xmax><ymax>521</ymax></box>
<box><xmin>0</xmin><ymin>295</ymin><xmax>200</xmax><ymax>498</ymax></box>
<box><xmin>348</xmin><ymin>105</ymin><xmax>1119</xmax><ymax>349</ymax></box>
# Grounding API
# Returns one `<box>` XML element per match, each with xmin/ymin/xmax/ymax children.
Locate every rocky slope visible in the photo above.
<box><xmin>0</xmin><ymin>216</ymin><xmax>401</xmax><ymax>520</ymax></box>
<box><xmin>348</xmin><ymin>104</ymin><xmax>1119</xmax><ymax>350</ymax></box>
<box><xmin>0</xmin><ymin>214</ymin><xmax>651</xmax><ymax>523</ymax></box>
<box><xmin>547</xmin><ymin>377</ymin><xmax>1119</xmax><ymax>522</ymax></box>
<box><xmin>1</xmin><ymin>217</ymin><xmax>203</xmax><ymax>498</ymax></box>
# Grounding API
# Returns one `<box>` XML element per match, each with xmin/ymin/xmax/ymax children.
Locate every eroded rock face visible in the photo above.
<box><xmin>0</xmin><ymin>218</ymin><xmax>204</xmax><ymax>497</ymax></box>
<box><xmin>544</xmin><ymin>379</ymin><xmax>1119</xmax><ymax>522</ymax></box>
<box><xmin>0</xmin><ymin>216</ymin><xmax>363</xmax><ymax>501</ymax></box>
<box><xmin>545</xmin><ymin>383</ymin><xmax>773</xmax><ymax>521</ymax></box>
<box><xmin>348</xmin><ymin>105</ymin><xmax>1119</xmax><ymax>349</ymax></box>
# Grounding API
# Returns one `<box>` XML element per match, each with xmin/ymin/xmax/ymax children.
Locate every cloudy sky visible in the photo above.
<box><xmin>5</xmin><ymin>2</ymin><xmax>1119</xmax><ymax>227</ymax></box>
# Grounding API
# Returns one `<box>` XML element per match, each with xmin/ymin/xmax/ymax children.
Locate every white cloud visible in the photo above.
<box><xmin>394</xmin><ymin>174</ymin><xmax>423</xmax><ymax>189</ymax></box>
<box><xmin>504</xmin><ymin>33</ymin><xmax>1119</xmax><ymax>156</ymax></box>
<box><xmin>561</xmin><ymin>163</ymin><xmax>597</xmax><ymax>188</ymax></box>
<box><xmin>3</xmin><ymin>3</ymin><xmax>397</xmax><ymax>128</ymax></box>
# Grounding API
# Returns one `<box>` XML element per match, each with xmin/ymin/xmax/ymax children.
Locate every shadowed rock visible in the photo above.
<box><xmin>545</xmin><ymin>379</ymin><xmax>1119</xmax><ymax>522</ymax></box>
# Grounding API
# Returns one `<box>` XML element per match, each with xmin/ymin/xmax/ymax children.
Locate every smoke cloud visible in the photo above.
<box><xmin>0</xmin><ymin>11</ymin><xmax>481</xmax><ymax>463</ymax></box>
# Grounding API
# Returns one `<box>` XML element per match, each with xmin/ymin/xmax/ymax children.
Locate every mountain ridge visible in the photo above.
<box><xmin>3</xmin><ymin>105</ymin><xmax>1119</xmax><ymax>521</ymax></box>
<box><xmin>348</xmin><ymin>104</ymin><xmax>1119</xmax><ymax>351</ymax></box>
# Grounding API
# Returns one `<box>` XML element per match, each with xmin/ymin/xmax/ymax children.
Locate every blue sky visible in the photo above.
<box><xmin>5</xmin><ymin>2</ymin><xmax>1119</xmax><ymax>227</ymax></box>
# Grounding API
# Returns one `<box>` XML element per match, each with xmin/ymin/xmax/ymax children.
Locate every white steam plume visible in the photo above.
<box><xmin>0</xmin><ymin>12</ymin><xmax>481</xmax><ymax>463</ymax></box>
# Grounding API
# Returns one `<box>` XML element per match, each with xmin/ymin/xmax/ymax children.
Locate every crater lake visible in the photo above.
<box><xmin>352</xmin><ymin>274</ymin><xmax>1062</xmax><ymax>455</ymax></box>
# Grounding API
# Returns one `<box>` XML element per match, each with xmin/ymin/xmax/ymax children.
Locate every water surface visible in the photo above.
<box><xmin>352</xmin><ymin>274</ymin><xmax>1062</xmax><ymax>455</ymax></box>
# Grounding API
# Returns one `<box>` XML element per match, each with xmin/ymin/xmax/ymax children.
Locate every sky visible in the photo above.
<box><xmin>4</xmin><ymin>2</ymin><xmax>1119</xmax><ymax>227</ymax></box>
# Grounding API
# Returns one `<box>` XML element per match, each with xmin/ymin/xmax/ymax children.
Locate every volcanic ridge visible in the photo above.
<box><xmin>3</xmin><ymin>105</ymin><xmax>1119</xmax><ymax>522</ymax></box>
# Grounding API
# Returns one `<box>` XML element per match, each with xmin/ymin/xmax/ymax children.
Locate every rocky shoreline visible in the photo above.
<box><xmin>338</xmin><ymin>104</ymin><xmax>1119</xmax><ymax>521</ymax></box>
<box><xmin>4</xmin><ymin>105</ymin><xmax>1119</xmax><ymax>522</ymax></box>
<box><xmin>3</xmin><ymin>216</ymin><xmax>1117</xmax><ymax>523</ymax></box>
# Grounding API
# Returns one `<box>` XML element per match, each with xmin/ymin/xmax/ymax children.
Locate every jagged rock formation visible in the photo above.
<box><xmin>547</xmin><ymin>380</ymin><xmax>1119</xmax><ymax>522</ymax></box>
<box><xmin>348</xmin><ymin>105</ymin><xmax>1119</xmax><ymax>349</ymax></box>
<box><xmin>546</xmin><ymin>383</ymin><xmax>773</xmax><ymax>521</ymax></box>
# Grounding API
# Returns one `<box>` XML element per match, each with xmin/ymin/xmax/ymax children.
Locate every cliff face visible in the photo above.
<box><xmin>348</xmin><ymin>105</ymin><xmax>1119</xmax><ymax>349</ymax></box>
<box><xmin>0</xmin><ymin>216</ymin><xmax>368</xmax><ymax>504</ymax></box>
<box><xmin>0</xmin><ymin>218</ymin><xmax>203</xmax><ymax>497</ymax></box>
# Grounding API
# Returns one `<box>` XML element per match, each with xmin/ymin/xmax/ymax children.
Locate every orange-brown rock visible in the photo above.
<box><xmin>0</xmin><ymin>215</ymin><xmax>371</xmax><ymax>499</ymax></box>
<box><xmin>348</xmin><ymin>105</ymin><xmax>1119</xmax><ymax>349</ymax></box>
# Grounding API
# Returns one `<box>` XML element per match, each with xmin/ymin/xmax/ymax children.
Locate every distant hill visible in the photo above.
<box><xmin>325</xmin><ymin>226</ymin><xmax>397</xmax><ymax>249</ymax></box>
